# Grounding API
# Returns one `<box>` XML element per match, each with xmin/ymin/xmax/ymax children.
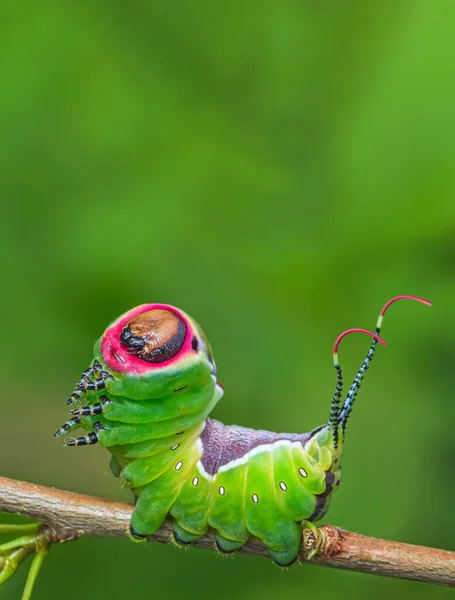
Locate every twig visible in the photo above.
<box><xmin>0</xmin><ymin>476</ymin><xmax>453</xmax><ymax>587</ymax></box>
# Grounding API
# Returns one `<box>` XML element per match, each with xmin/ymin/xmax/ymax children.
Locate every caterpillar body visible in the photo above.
<box><xmin>54</xmin><ymin>296</ymin><xmax>430</xmax><ymax>566</ymax></box>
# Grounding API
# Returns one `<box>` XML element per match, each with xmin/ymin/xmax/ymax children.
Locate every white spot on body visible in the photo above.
<box><xmin>252</xmin><ymin>493</ymin><xmax>259</xmax><ymax>503</ymax></box>
<box><xmin>299</xmin><ymin>467</ymin><xmax>308</xmax><ymax>478</ymax></box>
<box><xmin>279</xmin><ymin>481</ymin><xmax>287</xmax><ymax>491</ymax></box>
<box><xmin>219</xmin><ymin>486</ymin><xmax>225</xmax><ymax>496</ymax></box>
<box><xmin>175</xmin><ymin>461</ymin><xmax>183</xmax><ymax>471</ymax></box>
<box><xmin>171</xmin><ymin>444</ymin><xmax>179</xmax><ymax>451</ymax></box>
<box><xmin>192</xmin><ymin>476</ymin><xmax>199</xmax><ymax>486</ymax></box>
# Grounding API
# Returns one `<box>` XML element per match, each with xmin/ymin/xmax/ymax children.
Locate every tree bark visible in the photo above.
<box><xmin>0</xmin><ymin>476</ymin><xmax>453</xmax><ymax>587</ymax></box>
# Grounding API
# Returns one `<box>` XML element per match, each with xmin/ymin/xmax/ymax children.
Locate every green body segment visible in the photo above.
<box><xmin>61</xmin><ymin>304</ymin><xmax>343</xmax><ymax>566</ymax></box>
<box><xmin>79</xmin><ymin>369</ymin><xmax>341</xmax><ymax>564</ymax></box>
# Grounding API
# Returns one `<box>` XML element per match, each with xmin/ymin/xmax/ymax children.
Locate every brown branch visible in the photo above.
<box><xmin>0</xmin><ymin>476</ymin><xmax>454</xmax><ymax>587</ymax></box>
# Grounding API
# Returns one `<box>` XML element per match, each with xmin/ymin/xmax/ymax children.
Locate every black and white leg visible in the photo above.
<box><xmin>54</xmin><ymin>416</ymin><xmax>81</xmax><ymax>438</ymax></box>
<box><xmin>67</xmin><ymin>362</ymin><xmax>115</xmax><ymax>405</ymax></box>
<box><xmin>65</xmin><ymin>421</ymin><xmax>104</xmax><ymax>447</ymax></box>
<box><xmin>69</xmin><ymin>395</ymin><xmax>113</xmax><ymax>417</ymax></box>
<box><xmin>77</xmin><ymin>370</ymin><xmax>115</xmax><ymax>392</ymax></box>
<box><xmin>67</xmin><ymin>389</ymin><xmax>85</xmax><ymax>406</ymax></box>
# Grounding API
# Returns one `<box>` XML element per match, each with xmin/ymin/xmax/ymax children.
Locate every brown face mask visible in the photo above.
<box><xmin>120</xmin><ymin>309</ymin><xmax>187</xmax><ymax>363</ymax></box>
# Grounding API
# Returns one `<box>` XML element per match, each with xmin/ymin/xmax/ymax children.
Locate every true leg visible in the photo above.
<box><xmin>69</xmin><ymin>395</ymin><xmax>112</xmax><ymax>417</ymax></box>
<box><xmin>77</xmin><ymin>371</ymin><xmax>115</xmax><ymax>392</ymax></box>
<box><xmin>67</xmin><ymin>362</ymin><xmax>115</xmax><ymax>404</ymax></box>
<box><xmin>54</xmin><ymin>417</ymin><xmax>81</xmax><ymax>438</ymax></box>
<box><xmin>65</xmin><ymin>431</ymin><xmax>99</xmax><ymax>447</ymax></box>
<box><xmin>64</xmin><ymin>421</ymin><xmax>104</xmax><ymax>447</ymax></box>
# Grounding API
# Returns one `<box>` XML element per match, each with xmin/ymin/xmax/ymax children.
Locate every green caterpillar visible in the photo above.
<box><xmin>54</xmin><ymin>295</ymin><xmax>430</xmax><ymax>566</ymax></box>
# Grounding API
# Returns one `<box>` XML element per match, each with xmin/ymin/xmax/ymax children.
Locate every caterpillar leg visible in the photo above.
<box><xmin>69</xmin><ymin>395</ymin><xmax>112</xmax><ymax>417</ymax></box>
<box><xmin>67</xmin><ymin>390</ymin><xmax>85</xmax><ymax>406</ymax></box>
<box><xmin>66</xmin><ymin>365</ymin><xmax>97</xmax><ymax>405</ymax></box>
<box><xmin>67</xmin><ymin>361</ymin><xmax>115</xmax><ymax>405</ymax></box>
<box><xmin>77</xmin><ymin>370</ymin><xmax>115</xmax><ymax>393</ymax></box>
<box><xmin>65</xmin><ymin>432</ymin><xmax>99</xmax><ymax>447</ymax></box>
<box><xmin>215</xmin><ymin>534</ymin><xmax>244</xmax><ymax>554</ymax></box>
<box><xmin>128</xmin><ymin>525</ymin><xmax>148</xmax><ymax>543</ymax></box>
<box><xmin>268</xmin><ymin>548</ymin><xmax>298</xmax><ymax>567</ymax></box>
<box><xmin>172</xmin><ymin>522</ymin><xmax>201</xmax><ymax>546</ymax></box>
<box><xmin>54</xmin><ymin>417</ymin><xmax>81</xmax><ymax>438</ymax></box>
<box><xmin>130</xmin><ymin>522</ymin><xmax>203</xmax><ymax>547</ymax></box>
<box><xmin>64</xmin><ymin>422</ymin><xmax>104</xmax><ymax>447</ymax></box>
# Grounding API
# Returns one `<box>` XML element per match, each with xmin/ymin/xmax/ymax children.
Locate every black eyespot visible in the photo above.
<box><xmin>191</xmin><ymin>336</ymin><xmax>199</xmax><ymax>351</ymax></box>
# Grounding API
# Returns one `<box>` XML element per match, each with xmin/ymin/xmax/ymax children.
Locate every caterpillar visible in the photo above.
<box><xmin>54</xmin><ymin>295</ymin><xmax>430</xmax><ymax>566</ymax></box>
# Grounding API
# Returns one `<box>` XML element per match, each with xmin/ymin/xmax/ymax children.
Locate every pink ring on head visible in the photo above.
<box><xmin>333</xmin><ymin>328</ymin><xmax>387</xmax><ymax>355</ymax></box>
<box><xmin>100</xmin><ymin>303</ymin><xmax>193</xmax><ymax>375</ymax></box>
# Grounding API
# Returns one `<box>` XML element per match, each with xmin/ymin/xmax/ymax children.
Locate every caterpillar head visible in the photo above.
<box><xmin>95</xmin><ymin>304</ymin><xmax>217</xmax><ymax>399</ymax></box>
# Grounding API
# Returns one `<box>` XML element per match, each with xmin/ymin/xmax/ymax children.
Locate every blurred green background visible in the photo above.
<box><xmin>1</xmin><ymin>1</ymin><xmax>454</xmax><ymax>598</ymax></box>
